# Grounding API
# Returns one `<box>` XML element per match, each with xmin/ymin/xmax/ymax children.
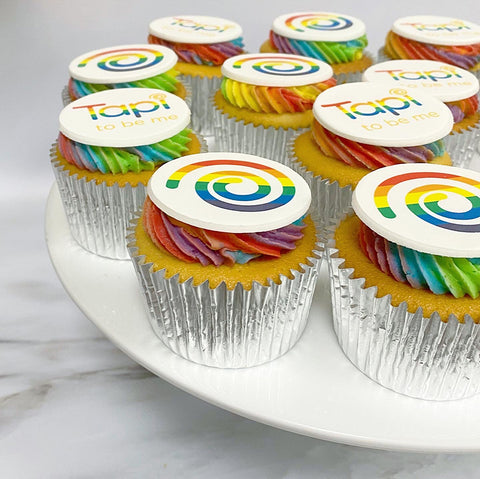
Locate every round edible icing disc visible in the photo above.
<box><xmin>272</xmin><ymin>11</ymin><xmax>366</xmax><ymax>42</ymax></box>
<box><xmin>59</xmin><ymin>88</ymin><xmax>190</xmax><ymax>147</ymax></box>
<box><xmin>363</xmin><ymin>60</ymin><xmax>479</xmax><ymax>102</ymax></box>
<box><xmin>352</xmin><ymin>163</ymin><xmax>480</xmax><ymax>257</ymax></box>
<box><xmin>69</xmin><ymin>44</ymin><xmax>178</xmax><ymax>84</ymax></box>
<box><xmin>392</xmin><ymin>16</ymin><xmax>480</xmax><ymax>46</ymax></box>
<box><xmin>313</xmin><ymin>82</ymin><xmax>453</xmax><ymax>147</ymax></box>
<box><xmin>149</xmin><ymin>15</ymin><xmax>242</xmax><ymax>44</ymax></box>
<box><xmin>221</xmin><ymin>53</ymin><xmax>333</xmax><ymax>87</ymax></box>
<box><xmin>147</xmin><ymin>152</ymin><xmax>311</xmax><ymax>233</ymax></box>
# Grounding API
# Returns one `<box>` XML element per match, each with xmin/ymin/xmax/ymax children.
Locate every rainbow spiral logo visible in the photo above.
<box><xmin>232</xmin><ymin>55</ymin><xmax>319</xmax><ymax>76</ymax></box>
<box><xmin>166</xmin><ymin>159</ymin><xmax>296</xmax><ymax>212</ymax></box>
<box><xmin>374</xmin><ymin>171</ymin><xmax>480</xmax><ymax>233</ymax></box>
<box><xmin>285</xmin><ymin>13</ymin><xmax>353</xmax><ymax>32</ymax></box>
<box><xmin>77</xmin><ymin>47</ymin><xmax>164</xmax><ymax>72</ymax></box>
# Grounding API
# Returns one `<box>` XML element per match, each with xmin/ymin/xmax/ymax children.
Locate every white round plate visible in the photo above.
<box><xmin>45</xmin><ymin>185</ymin><xmax>480</xmax><ymax>453</ymax></box>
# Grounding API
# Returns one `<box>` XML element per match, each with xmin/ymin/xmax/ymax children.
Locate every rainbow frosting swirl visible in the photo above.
<box><xmin>148</xmin><ymin>35</ymin><xmax>245</xmax><ymax>66</ymax></box>
<box><xmin>58</xmin><ymin>130</ymin><xmax>192</xmax><ymax>174</ymax></box>
<box><xmin>359</xmin><ymin>221</ymin><xmax>480</xmax><ymax>298</ymax></box>
<box><xmin>312</xmin><ymin>121</ymin><xmax>445</xmax><ymax>170</ymax></box>
<box><xmin>220</xmin><ymin>77</ymin><xmax>336</xmax><ymax>113</ymax></box>
<box><xmin>445</xmin><ymin>94</ymin><xmax>479</xmax><ymax>123</ymax></box>
<box><xmin>269</xmin><ymin>30</ymin><xmax>368</xmax><ymax>64</ymax></box>
<box><xmin>143</xmin><ymin>197</ymin><xmax>305</xmax><ymax>266</ymax></box>
<box><xmin>68</xmin><ymin>70</ymin><xmax>180</xmax><ymax>100</ymax></box>
<box><xmin>384</xmin><ymin>31</ymin><xmax>480</xmax><ymax>70</ymax></box>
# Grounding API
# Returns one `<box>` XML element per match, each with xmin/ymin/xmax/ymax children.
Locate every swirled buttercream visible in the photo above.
<box><xmin>445</xmin><ymin>94</ymin><xmax>479</xmax><ymax>123</ymax></box>
<box><xmin>57</xmin><ymin>130</ymin><xmax>192</xmax><ymax>174</ymax></box>
<box><xmin>148</xmin><ymin>35</ymin><xmax>245</xmax><ymax>65</ymax></box>
<box><xmin>312</xmin><ymin>121</ymin><xmax>445</xmax><ymax>170</ymax></box>
<box><xmin>220</xmin><ymin>77</ymin><xmax>336</xmax><ymax>113</ymax></box>
<box><xmin>384</xmin><ymin>31</ymin><xmax>480</xmax><ymax>70</ymax></box>
<box><xmin>68</xmin><ymin>70</ymin><xmax>179</xmax><ymax>100</ymax></box>
<box><xmin>269</xmin><ymin>30</ymin><xmax>368</xmax><ymax>64</ymax></box>
<box><xmin>359</xmin><ymin>221</ymin><xmax>480</xmax><ymax>298</ymax></box>
<box><xmin>143</xmin><ymin>197</ymin><xmax>306</xmax><ymax>266</ymax></box>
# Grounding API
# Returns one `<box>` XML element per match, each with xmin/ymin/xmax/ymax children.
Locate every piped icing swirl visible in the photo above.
<box><xmin>384</xmin><ymin>31</ymin><xmax>480</xmax><ymax>70</ymax></box>
<box><xmin>312</xmin><ymin>121</ymin><xmax>445</xmax><ymax>170</ymax></box>
<box><xmin>58</xmin><ymin>130</ymin><xmax>192</xmax><ymax>174</ymax></box>
<box><xmin>359</xmin><ymin>220</ymin><xmax>480</xmax><ymax>298</ymax></box>
<box><xmin>68</xmin><ymin>70</ymin><xmax>179</xmax><ymax>100</ymax></box>
<box><xmin>148</xmin><ymin>35</ymin><xmax>245</xmax><ymax>66</ymax></box>
<box><xmin>445</xmin><ymin>94</ymin><xmax>479</xmax><ymax>123</ymax></box>
<box><xmin>269</xmin><ymin>30</ymin><xmax>368</xmax><ymax>64</ymax></box>
<box><xmin>220</xmin><ymin>77</ymin><xmax>336</xmax><ymax>113</ymax></box>
<box><xmin>143</xmin><ymin>197</ymin><xmax>306</xmax><ymax>266</ymax></box>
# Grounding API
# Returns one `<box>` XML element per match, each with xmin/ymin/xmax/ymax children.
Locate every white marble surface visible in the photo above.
<box><xmin>3</xmin><ymin>1</ymin><xmax>480</xmax><ymax>477</ymax></box>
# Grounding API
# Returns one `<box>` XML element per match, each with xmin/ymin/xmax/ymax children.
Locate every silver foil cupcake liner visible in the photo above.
<box><xmin>286</xmin><ymin>134</ymin><xmax>353</xmax><ymax>239</ymax></box>
<box><xmin>60</xmin><ymin>82</ymin><xmax>193</xmax><ymax>108</ymax></box>
<box><xmin>127</xmin><ymin>221</ymin><xmax>322</xmax><ymax>368</ymax></box>
<box><xmin>444</xmin><ymin>123</ymin><xmax>480</xmax><ymax>169</ymax></box>
<box><xmin>333</xmin><ymin>52</ymin><xmax>375</xmax><ymax>84</ymax></box>
<box><xmin>327</xmin><ymin>242</ymin><xmax>480</xmax><ymax>401</ymax></box>
<box><xmin>50</xmin><ymin>134</ymin><xmax>207</xmax><ymax>259</ymax></box>
<box><xmin>181</xmin><ymin>74</ymin><xmax>221</xmax><ymax>136</ymax></box>
<box><xmin>212</xmin><ymin>101</ymin><xmax>306</xmax><ymax>163</ymax></box>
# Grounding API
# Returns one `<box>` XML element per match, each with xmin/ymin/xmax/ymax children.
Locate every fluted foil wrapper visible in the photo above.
<box><xmin>50</xmin><ymin>134</ymin><xmax>206</xmax><ymax>259</ymax></box>
<box><xmin>327</xmin><ymin>244</ymin><xmax>480</xmax><ymax>401</ymax></box>
<box><xmin>444</xmin><ymin>124</ymin><xmax>480</xmax><ymax>169</ymax></box>
<box><xmin>127</xmin><ymin>222</ymin><xmax>322</xmax><ymax>368</ymax></box>
<box><xmin>286</xmin><ymin>134</ymin><xmax>353</xmax><ymax>239</ymax></box>
<box><xmin>61</xmin><ymin>83</ymin><xmax>193</xmax><ymax>108</ymax></box>
<box><xmin>334</xmin><ymin>52</ymin><xmax>374</xmax><ymax>84</ymax></box>
<box><xmin>212</xmin><ymin>101</ymin><xmax>306</xmax><ymax>163</ymax></box>
<box><xmin>181</xmin><ymin>74</ymin><xmax>221</xmax><ymax>136</ymax></box>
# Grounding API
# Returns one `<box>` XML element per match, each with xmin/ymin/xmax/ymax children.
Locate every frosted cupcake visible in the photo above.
<box><xmin>260</xmin><ymin>12</ymin><xmax>373</xmax><ymax>83</ymax></box>
<box><xmin>63</xmin><ymin>44</ymin><xmax>189</xmax><ymax>106</ymax></box>
<box><xmin>328</xmin><ymin>163</ymin><xmax>480</xmax><ymax>400</ymax></box>
<box><xmin>380</xmin><ymin>16</ymin><xmax>480</xmax><ymax>78</ymax></box>
<box><xmin>127</xmin><ymin>152</ymin><xmax>321</xmax><ymax>368</ymax></box>
<box><xmin>363</xmin><ymin>60</ymin><xmax>480</xmax><ymax>168</ymax></box>
<box><xmin>51</xmin><ymin>88</ymin><xmax>204</xmax><ymax>259</ymax></box>
<box><xmin>288</xmin><ymin>82</ymin><xmax>453</xmax><ymax>232</ymax></box>
<box><xmin>148</xmin><ymin>15</ymin><xmax>245</xmax><ymax>135</ymax></box>
<box><xmin>212</xmin><ymin>53</ymin><xmax>335</xmax><ymax>161</ymax></box>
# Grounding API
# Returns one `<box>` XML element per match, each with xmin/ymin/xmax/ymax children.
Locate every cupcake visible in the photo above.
<box><xmin>259</xmin><ymin>12</ymin><xmax>373</xmax><ymax>84</ymax></box>
<box><xmin>127</xmin><ymin>152</ymin><xmax>321</xmax><ymax>368</ymax></box>
<box><xmin>380</xmin><ymin>16</ymin><xmax>480</xmax><ymax>78</ymax></box>
<box><xmin>212</xmin><ymin>53</ymin><xmax>336</xmax><ymax>161</ymax></box>
<box><xmin>363</xmin><ymin>60</ymin><xmax>480</xmax><ymax>169</ymax></box>
<box><xmin>327</xmin><ymin>163</ymin><xmax>480</xmax><ymax>400</ymax></box>
<box><xmin>148</xmin><ymin>15</ymin><xmax>245</xmax><ymax>135</ymax></box>
<box><xmin>63</xmin><ymin>44</ymin><xmax>189</xmax><ymax>106</ymax></box>
<box><xmin>288</xmin><ymin>82</ymin><xmax>454</xmax><ymax>233</ymax></box>
<box><xmin>51</xmin><ymin>88</ymin><xmax>204</xmax><ymax>259</ymax></box>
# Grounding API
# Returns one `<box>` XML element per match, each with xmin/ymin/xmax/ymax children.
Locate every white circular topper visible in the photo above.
<box><xmin>392</xmin><ymin>16</ymin><xmax>480</xmax><ymax>46</ymax></box>
<box><xmin>221</xmin><ymin>53</ymin><xmax>333</xmax><ymax>87</ymax></box>
<box><xmin>363</xmin><ymin>60</ymin><xmax>479</xmax><ymax>102</ymax></box>
<box><xmin>149</xmin><ymin>15</ymin><xmax>242</xmax><ymax>44</ymax></box>
<box><xmin>272</xmin><ymin>11</ymin><xmax>366</xmax><ymax>42</ymax></box>
<box><xmin>59</xmin><ymin>88</ymin><xmax>190</xmax><ymax>147</ymax></box>
<box><xmin>147</xmin><ymin>152</ymin><xmax>311</xmax><ymax>233</ymax></box>
<box><xmin>69</xmin><ymin>44</ymin><xmax>178</xmax><ymax>84</ymax></box>
<box><xmin>313</xmin><ymin>82</ymin><xmax>453</xmax><ymax>147</ymax></box>
<box><xmin>352</xmin><ymin>163</ymin><xmax>480</xmax><ymax>257</ymax></box>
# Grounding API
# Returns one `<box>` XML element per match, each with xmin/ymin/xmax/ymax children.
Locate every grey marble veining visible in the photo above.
<box><xmin>3</xmin><ymin>0</ymin><xmax>480</xmax><ymax>476</ymax></box>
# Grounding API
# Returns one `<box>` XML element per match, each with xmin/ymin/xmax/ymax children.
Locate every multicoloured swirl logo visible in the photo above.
<box><xmin>374</xmin><ymin>171</ymin><xmax>480</xmax><ymax>232</ymax></box>
<box><xmin>401</xmin><ymin>20</ymin><xmax>471</xmax><ymax>32</ymax></box>
<box><xmin>166</xmin><ymin>159</ymin><xmax>296</xmax><ymax>212</ymax></box>
<box><xmin>77</xmin><ymin>47</ymin><xmax>164</xmax><ymax>72</ymax></box>
<box><xmin>285</xmin><ymin>13</ymin><xmax>353</xmax><ymax>32</ymax></box>
<box><xmin>232</xmin><ymin>55</ymin><xmax>319</xmax><ymax>76</ymax></box>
